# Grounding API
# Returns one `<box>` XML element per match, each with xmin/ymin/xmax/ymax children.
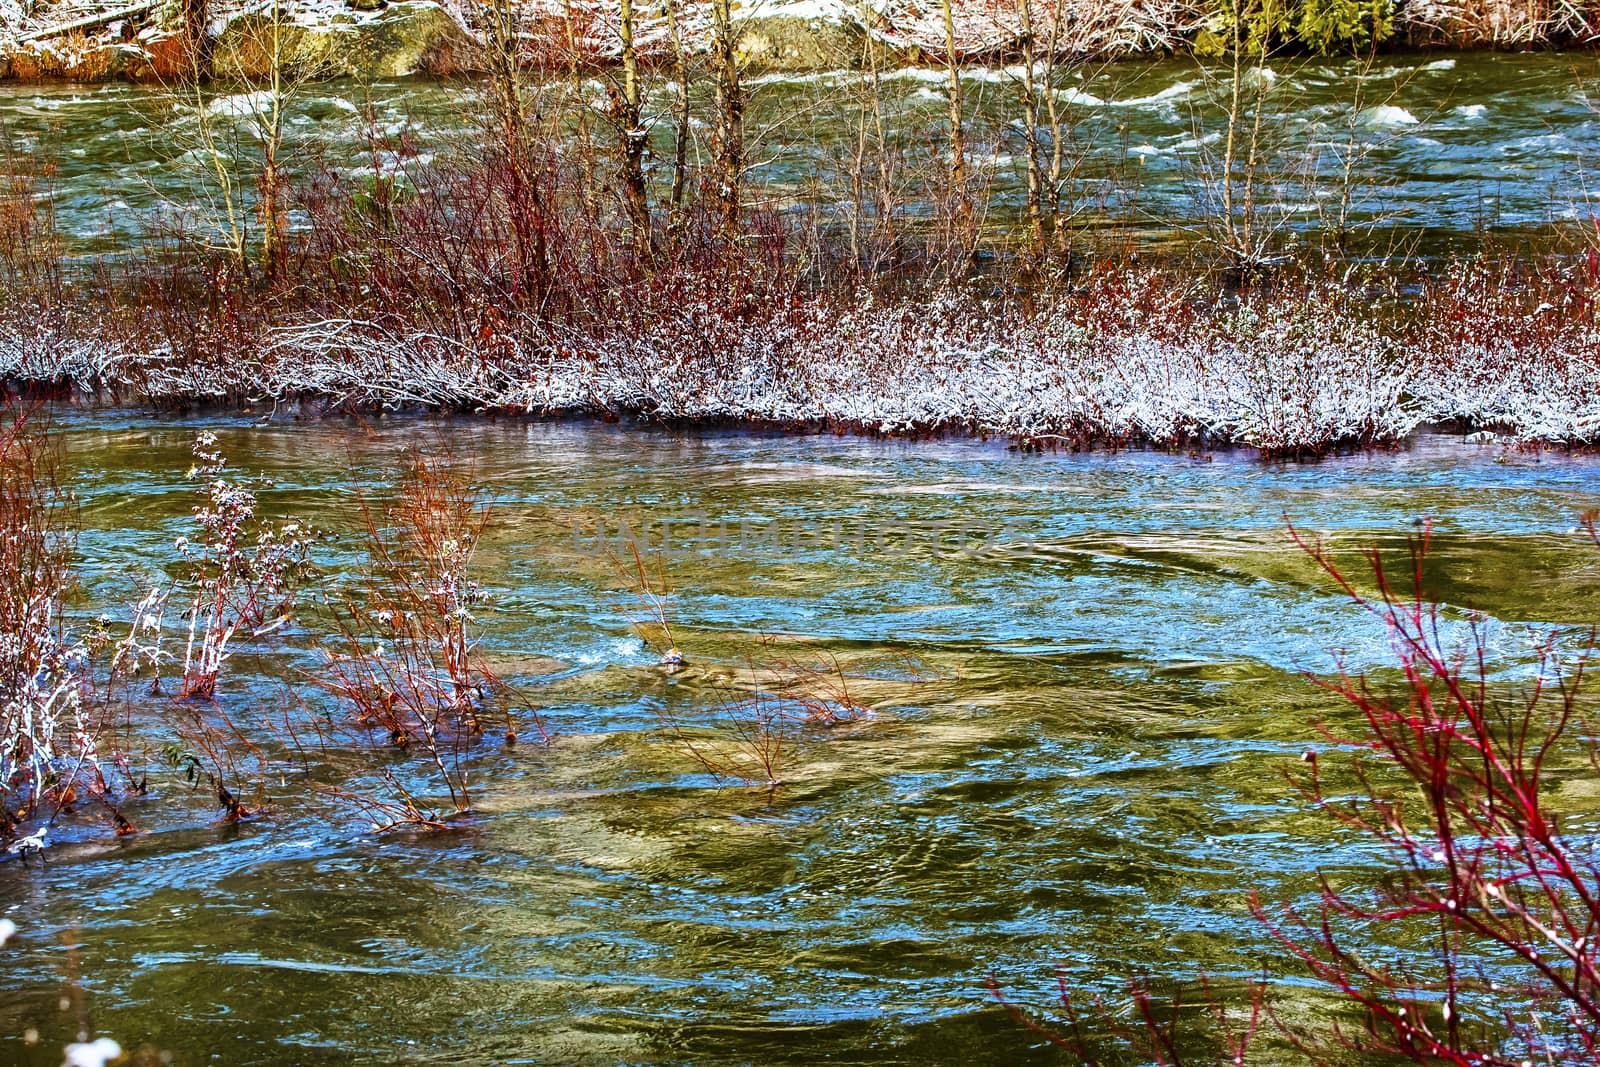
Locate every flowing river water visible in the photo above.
<box><xmin>5</xmin><ymin>50</ymin><xmax>1600</xmax><ymax>255</ymax></box>
<box><xmin>2</xmin><ymin>413</ymin><xmax>1600</xmax><ymax>1063</ymax></box>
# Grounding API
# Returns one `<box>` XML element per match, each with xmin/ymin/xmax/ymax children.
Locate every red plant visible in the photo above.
<box><xmin>996</xmin><ymin>519</ymin><xmax>1600</xmax><ymax>1063</ymax></box>
<box><xmin>659</xmin><ymin>650</ymin><xmax>876</xmax><ymax>788</ymax></box>
<box><xmin>988</xmin><ymin>970</ymin><xmax>1265</xmax><ymax>1065</ymax></box>
<box><xmin>0</xmin><ymin>407</ymin><xmax>136</xmax><ymax>840</ymax></box>
<box><xmin>1261</xmin><ymin>518</ymin><xmax>1600</xmax><ymax>1063</ymax></box>
<box><xmin>318</xmin><ymin>453</ymin><xmax>544</xmax><ymax>828</ymax></box>
<box><xmin>0</xmin><ymin>120</ymin><xmax>62</xmax><ymax>297</ymax></box>
<box><xmin>760</xmin><ymin>642</ymin><xmax>878</xmax><ymax>727</ymax></box>
<box><xmin>163</xmin><ymin>701</ymin><xmax>270</xmax><ymax>825</ymax></box>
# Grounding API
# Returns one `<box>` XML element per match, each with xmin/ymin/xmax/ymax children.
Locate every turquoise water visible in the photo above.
<box><xmin>0</xmin><ymin>414</ymin><xmax>1596</xmax><ymax>1063</ymax></box>
<box><xmin>3</xmin><ymin>51</ymin><xmax>1598</xmax><ymax>257</ymax></box>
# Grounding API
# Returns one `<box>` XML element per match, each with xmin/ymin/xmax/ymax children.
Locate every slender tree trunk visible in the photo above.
<box><xmin>561</xmin><ymin>0</ymin><xmax>603</xmax><ymax>253</ymax></box>
<box><xmin>1017</xmin><ymin>0</ymin><xmax>1043</xmax><ymax>255</ymax></box>
<box><xmin>1042</xmin><ymin>0</ymin><xmax>1069</xmax><ymax>259</ymax></box>
<box><xmin>867</xmin><ymin>36</ymin><xmax>896</xmax><ymax>270</ymax></box>
<box><xmin>258</xmin><ymin>0</ymin><xmax>285</xmax><ymax>276</ymax></box>
<box><xmin>845</xmin><ymin>32</ymin><xmax>893</xmax><ymax>280</ymax></box>
<box><xmin>617</xmin><ymin>0</ymin><xmax>650</xmax><ymax>257</ymax></box>
<box><xmin>1218</xmin><ymin>1</ymin><xmax>1272</xmax><ymax>271</ymax></box>
<box><xmin>1241</xmin><ymin>29</ymin><xmax>1271</xmax><ymax>268</ymax></box>
<box><xmin>848</xmin><ymin>97</ymin><xmax>865</xmax><ymax>275</ymax></box>
<box><xmin>710</xmin><ymin>0</ymin><xmax>743</xmax><ymax>242</ymax></box>
<box><xmin>488</xmin><ymin>0</ymin><xmax>548</xmax><ymax>299</ymax></box>
<box><xmin>1222</xmin><ymin>11</ymin><xmax>1242</xmax><ymax>257</ymax></box>
<box><xmin>938</xmin><ymin>0</ymin><xmax>970</xmax><ymax>258</ymax></box>
<box><xmin>260</xmin><ymin>142</ymin><xmax>281</xmax><ymax>277</ymax></box>
<box><xmin>663</xmin><ymin>0</ymin><xmax>692</xmax><ymax>237</ymax></box>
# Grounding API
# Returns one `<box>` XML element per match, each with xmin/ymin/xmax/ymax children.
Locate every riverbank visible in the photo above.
<box><xmin>1</xmin><ymin>0</ymin><xmax>1596</xmax><ymax>83</ymax></box>
<box><xmin>6</xmin><ymin>257</ymin><xmax>1597</xmax><ymax>456</ymax></box>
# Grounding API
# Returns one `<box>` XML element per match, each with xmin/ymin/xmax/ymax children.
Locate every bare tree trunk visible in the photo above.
<box><xmin>487</xmin><ymin>0</ymin><xmax>549</xmax><ymax>299</ymax></box>
<box><xmin>188</xmin><ymin>66</ymin><xmax>248</xmax><ymax>273</ymax></box>
<box><xmin>258</xmin><ymin>0</ymin><xmax>286</xmax><ymax>276</ymax></box>
<box><xmin>259</xmin><ymin>128</ymin><xmax>282</xmax><ymax>277</ymax></box>
<box><xmin>616</xmin><ymin>0</ymin><xmax>650</xmax><ymax>257</ymax></box>
<box><xmin>710</xmin><ymin>0</ymin><xmax>743</xmax><ymax>242</ymax></box>
<box><xmin>1242</xmin><ymin>75</ymin><xmax>1264</xmax><ymax>266</ymax></box>
<box><xmin>1218</xmin><ymin>2</ymin><xmax>1272</xmax><ymax>272</ymax></box>
<box><xmin>938</xmin><ymin>0</ymin><xmax>971</xmax><ymax>260</ymax></box>
<box><xmin>1041</xmin><ymin>0</ymin><xmax>1070</xmax><ymax>259</ymax></box>
<box><xmin>1221</xmin><ymin>11</ymin><xmax>1242</xmax><ymax>258</ymax></box>
<box><xmin>867</xmin><ymin>37</ymin><xmax>897</xmax><ymax>271</ymax></box>
<box><xmin>845</xmin><ymin>31</ymin><xmax>895</xmax><ymax>281</ymax></box>
<box><xmin>663</xmin><ymin>0</ymin><xmax>692</xmax><ymax>237</ymax></box>
<box><xmin>561</xmin><ymin>0</ymin><xmax>603</xmax><ymax>254</ymax></box>
<box><xmin>848</xmin><ymin>94</ymin><xmax>866</xmax><ymax>276</ymax></box>
<box><xmin>1016</xmin><ymin>0</ymin><xmax>1043</xmax><ymax>255</ymax></box>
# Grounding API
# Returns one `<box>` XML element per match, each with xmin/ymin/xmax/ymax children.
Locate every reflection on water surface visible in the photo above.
<box><xmin>3</xmin><ymin>414</ymin><xmax>1599</xmax><ymax>1064</ymax></box>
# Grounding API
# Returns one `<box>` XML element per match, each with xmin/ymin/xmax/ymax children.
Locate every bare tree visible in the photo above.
<box><xmin>710</xmin><ymin>0</ymin><xmax>743</xmax><ymax>241</ymax></box>
<box><xmin>938</xmin><ymin>0</ymin><xmax>972</xmax><ymax>254</ymax></box>
<box><xmin>155</xmin><ymin>0</ymin><xmax>326</xmax><ymax>276</ymax></box>
<box><xmin>662</xmin><ymin>0</ymin><xmax>694</xmax><ymax>236</ymax></box>
<box><xmin>1015</xmin><ymin>0</ymin><xmax>1045</xmax><ymax>254</ymax></box>
<box><xmin>613</xmin><ymin>0</ymin><xmax>651</xmax><ymax>255</ymax></box>
<box><xmin>1040</xmin><ymin>0</ymin><xmax>1079</xmax><ymax>259</ymax></box>
<box><xmin>180</xmin><ymin>0</ymin><xmax>209</xmax><ymax>76</ymax></box>
<box><xmin>560</xmin><ymin>0</ymin><xmax>604</xmax><ymax>252</ymax></box>
<box><xmin>256</xmin><ymin>0</ymin><xmax>289</xmax><ymax>275</ymax></box>
<box><xmin>484</xmin><ymin>0</ymin><xmax>550</xmax><ymax>298</ymax></box>
<box><xmin>1193</xmin><ymin>0</ymin><xmax>1291</xmax><ymax>273</ymax></box>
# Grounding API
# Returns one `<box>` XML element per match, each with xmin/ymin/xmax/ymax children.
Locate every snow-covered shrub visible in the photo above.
<box><xmin>174</xmin><ymin>432</ymin><xmax>317</xmax><ymax>700</ymax></box>
<box><xmin>0</xmin><ymin>413</ymin><xmax>109</xmax><ymax>840</ymax></box>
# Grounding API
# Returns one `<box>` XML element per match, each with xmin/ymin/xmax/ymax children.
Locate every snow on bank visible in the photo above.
<box><xmin>5</xmin><ymin>282</ymin><xmax>1595</xmax><ymax>454</ymax></box>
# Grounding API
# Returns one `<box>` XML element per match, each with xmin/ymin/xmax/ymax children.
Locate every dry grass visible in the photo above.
<box><xmin>0</xmin><ymin>407</ymin><xmax>134</xmax><ymax>839</ymax></box>
<box><xmin>316</xmin><ymin>453</ymin><xmax>545</xmax><ymax>829</ymax></box>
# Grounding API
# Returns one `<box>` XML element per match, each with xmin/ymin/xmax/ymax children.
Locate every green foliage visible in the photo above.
<box><xmin>1198</xmin><ymin>0</ymin><xmax>1394</xmax><ymax>54</ymax></box>
<box><xmin>163</xmin><ymin>743</ymin><xmax>203</xmax><ymax>785</ymax></box>
<box><xmin>1199</xmin><ymin>0</ymin><xmax>1295</xmax><ymax>55</ymax></box>
<box><xmin>349</xmin><ymin>172</ymin><xmax>414</xmax><ymax>232</ymax></box>
<box><xmin>1297</xmin><ymin>0</ymin><xmax>1393</xmax><ymax>54</ymax></box>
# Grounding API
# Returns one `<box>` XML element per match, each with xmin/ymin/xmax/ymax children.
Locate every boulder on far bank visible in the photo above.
<box><xmin>3</xmin><ymin>0</ymin><xmax>874</xmax><ymax>82</ymax></box>
<box><xmin>208</xmin><ymin>1</ymin><xmax>480</xmax><ymax>79</ymax></box>
<box><xmin>734</xmin><ymin>7</ymin><xmax>865</xmax><ymax>69</ymax></box>
<box><xmin>8</xmin><ymin>0</ymin><xmax>1598</xmax><ymax>84</ymax></box>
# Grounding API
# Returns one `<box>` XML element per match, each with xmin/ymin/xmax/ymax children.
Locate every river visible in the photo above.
<box><xmin>1</xmin><ymin>413</ymin><xmax>1597</xmax><ymax>1063</ymax></box>
<box><xmin>3</xmin><ymin>51</ymin><xmax>1600</xmax><ymax>257</ymax></box>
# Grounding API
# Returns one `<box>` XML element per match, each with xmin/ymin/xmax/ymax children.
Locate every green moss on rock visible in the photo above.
<box><xmin>209</xmin><ymin>1</ymin><xmax>477</xmax><ymax>79</ymax></box>
<box><xmin>735</xmin><ymin>13</ymin><xmax>863</xmax><ymax>70</ymax></box>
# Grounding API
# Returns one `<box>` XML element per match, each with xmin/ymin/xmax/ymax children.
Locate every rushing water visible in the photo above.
<box><xmin>1</xmin><ymin>414</ymin><xmax>1599</xmax><ymax>1064</ymax></box>
<box><xmin>4</xmin><ymin>50</ymin><xmax>1600</xmax><ymax>257</ymax></box>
